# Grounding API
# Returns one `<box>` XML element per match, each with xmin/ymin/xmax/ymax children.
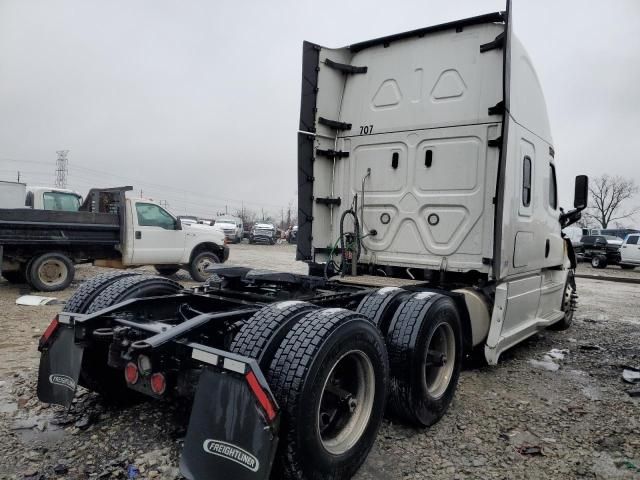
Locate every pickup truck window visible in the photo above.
<box><xmin>136</xmin><ymin>203</ymin><xmax>176</xmax><ymax>230</ymax></box>
<box><xmin>549</xmin><ymin>163</ymin><xmax>558</xmax><ymax>210</ymax></box>
<box><xmin>43</xmin><ymin>192</ymin><xmax>81</xmax><ymax>211</ymax></box>
<box><xmin>522</xmin><ymin>156</ymin><xmax>532</xmax><ymax>207</ymax></box>
<box><xmin>625</xmin><ymin>236</ymin><xmax>638</xmax><ymax>245</ymax></box>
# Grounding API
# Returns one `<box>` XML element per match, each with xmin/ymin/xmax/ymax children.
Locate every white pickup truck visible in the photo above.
<box><xmin>0</xmin><ymin>187</ymin><xmax>228</xmax><ymax>290</ymax></box>
<box><xmin>620</xmin><ymin>233</ymin><xmax>640</xmax><ymax>269</ymax></box>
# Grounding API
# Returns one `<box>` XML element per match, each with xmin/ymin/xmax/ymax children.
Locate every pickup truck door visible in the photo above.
<box><xmin>622</xmin><ymin>234</ymin><xmax>640</xmax><ymax>263</ymax></box>
<box><xmin>130</xmin><ymin>201</ymin><xmax>185</xmax><ymax>264</ymax></box>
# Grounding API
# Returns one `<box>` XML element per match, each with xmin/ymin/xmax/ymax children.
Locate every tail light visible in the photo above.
<box><xmin>245</xmin><ymin>370</ymin><xmax>277</xmax><ymax>422</ymax></box>
<box><xmin>38</xmin><ymin>316</ymin><xmax>59</xmax><ymax>350</ymax></box>
<box><xmin>150</xmin><ymin>372</ymin><xmax>166</xmax><ymax>395</ymax></box>
<box><xmin>124</xmin><ymin>362</ymin><xmax>139</xmax><ymax>384</ymax></box>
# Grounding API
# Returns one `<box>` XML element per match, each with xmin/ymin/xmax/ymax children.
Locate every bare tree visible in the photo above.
<box><xmin>584</xmin><ymin>175</ymin><xmax>639</xmax><ymax>229</ymax></box>
<box><xmin>234</xmin><ymin>207</ymin><xmax>257</xmax><ymax>230</ymax></box>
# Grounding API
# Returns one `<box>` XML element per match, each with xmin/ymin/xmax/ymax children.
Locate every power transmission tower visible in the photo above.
<box><xmin>55</xmin><ymin>150</ymin><xmax>69</xmax><ymax>188</ymax></box>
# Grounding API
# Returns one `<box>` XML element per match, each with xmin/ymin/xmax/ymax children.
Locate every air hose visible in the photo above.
<box><xmin>339</xmin><ymin>207</ymin><xmax>361</xmax><ymax>274</ymax></box>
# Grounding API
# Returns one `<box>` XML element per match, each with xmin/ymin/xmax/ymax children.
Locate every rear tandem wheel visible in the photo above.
<box><xmin>267</xmin><ymin>308</ymin><xmax>388</xmax><ymax>480</ymax></box>
<box><xmin>386</xmin><ymin>292</ymin><xmax>463</xmax><ymax>427</ymax></box>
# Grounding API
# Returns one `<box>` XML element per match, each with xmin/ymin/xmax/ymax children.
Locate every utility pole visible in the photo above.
<box><xmin>17</xmin><ymin>171</ymin><xmax>20</xmax><ymax>182</ymax></box>
<box><xmin>55</xmin><ymin>150</ymin><xmax>69</xmax><ymax>188</ymax></box>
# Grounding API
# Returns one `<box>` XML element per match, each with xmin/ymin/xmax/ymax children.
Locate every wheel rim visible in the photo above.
<box><xmin>196</xmin><ymin>255</ymin><xmax>218</xmax><ymax>277</ymax></box>
<box><xmin>592</xmin><ymin>257</ymin><xmax>599</xmax><ymax>267</ymax></box>
<box><xmin>37</xmin><ymin>259</ymin><xmax>68</xmax><ymax>287</ymax></box>
<box><xmin>424</xmin><ymin>322</ymin><xmax>456</xmax><ymax>399</ymax></box>
<box><xmin>317</xmin><ymin>350</ymin><xmax>375</xmax><ymax>455</ymax></box>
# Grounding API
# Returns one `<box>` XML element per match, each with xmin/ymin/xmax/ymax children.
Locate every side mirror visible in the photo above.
<box><xmin>574</xmin><ymin>175</ymin><xmax>588</xmax><ymax>210</ymax></box>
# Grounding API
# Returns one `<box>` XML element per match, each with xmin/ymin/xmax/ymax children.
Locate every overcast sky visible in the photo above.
<box><xmin>0</xmin><ymin>0</ymin><xmax>638</xmax><ymax>221</ymax></box>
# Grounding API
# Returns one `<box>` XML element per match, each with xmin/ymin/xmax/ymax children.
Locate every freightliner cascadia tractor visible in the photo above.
<box><xmin>37</xmin><ymin>3</ymin><xmax>587</xmax><ymax>479</ymax></box>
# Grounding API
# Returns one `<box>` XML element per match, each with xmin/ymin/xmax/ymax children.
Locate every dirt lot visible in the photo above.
<box><xmin>0</xmin><ymin>243</ymin><xmax>638</xmax><ymax>479</ymax></box>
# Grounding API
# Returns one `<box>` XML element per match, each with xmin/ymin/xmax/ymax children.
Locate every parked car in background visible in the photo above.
<box><xmin>580</xmin><ymin>235</ymin><xmax>623</xmax><ymax>269</ymax></box>
<box><xmin>178</xmin><ymin>215</ymin><xmax>199</xmax><ymax>227</ymax></box>
<box><xmin>214</xmin><ymin>216</ymin><xmax>243</xmax><ymax>243</ymax></box>
<box><xmin>590</xmin><ymin>228</ymin><xmax>640</xmax><ymax>240</ymax></box>
<box><xmin>619</xmin><ymin>233</ymin><xmax>640</xmax><ymax>270</ymax></box>
<box><xmin>249</xmin><ymin>222</ymin><xmax>276</xmax><ymax>244</ymax></box>
<box><xmin>288</xmin><ymin>225</ymin><xmax>298</xmax><ymax>244</ymax></box>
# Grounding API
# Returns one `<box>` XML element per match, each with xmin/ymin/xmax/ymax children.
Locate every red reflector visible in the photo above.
<box><xmin>245</xmin><ymin>370</ymin><xmax>277</xmax><ymax>422</ymax></box>
<box><xmin>124</xmin><ymin>362</ymin><xmax>139</xmax><ymax>384</ymax></box>
<box><xmin>39</xmin><ymin>316</ymin><xmax>59</xmax><ymax>349</ymax></box>
<box><xmin>150</xmin><ymin>372</ymin><xmax>166</xmax><ymax>395</ymax></box>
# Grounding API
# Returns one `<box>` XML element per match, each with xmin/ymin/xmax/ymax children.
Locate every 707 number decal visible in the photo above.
<box><xmin>359</xmin><ymin>125</ymin><xmax>374</xmax><ymax>135</ymax></box>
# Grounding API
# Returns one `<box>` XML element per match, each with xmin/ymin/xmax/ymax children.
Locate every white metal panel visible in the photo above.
<box><xmin>336</xmin><ymin>124</ymin><xmax>498</xmax><ymax>271</ymax></box>
<box><xmin>508</xmin><ymin>34</ymin><xmax>553</xmax><ymax>145</ymax></box>
<box><xmin>0</xmin><ymin>181</ymin><xmax>26</xmax><ymax>208</ymax></box>
<box><xmin>338</xmin><ymin>23</ymin><xmax>504</xmax><ymax>135</ymax></box>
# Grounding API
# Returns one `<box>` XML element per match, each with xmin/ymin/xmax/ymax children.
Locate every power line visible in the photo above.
<box><xmin>1</xmin><ymin>153</ymin><xmax>296</xmax><ymax>211</ymax></box>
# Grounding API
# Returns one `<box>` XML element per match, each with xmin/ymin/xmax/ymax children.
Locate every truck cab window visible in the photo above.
<box><xmin>549</xmin><ymin>163</ymin><xmax>558</xmax><ymax>209</ymax></box>
<box><xmin>627</xmin><ymin>235</ymin><xmax>639</xmax><ymax>245</ymax></box>
<box><xmin>136</xmin><ymin>203</ymin><xmax>176</xmax><ymax>230</ymax></box>
<box><xmin>522</xmin><ymin>156</ymin><xmax>532</xmax><ymax>207</ymax></box>
<box><xmin>43</xmin><ymin>192</ymin><xmax>81</xmax><ymax>211</ymax></box>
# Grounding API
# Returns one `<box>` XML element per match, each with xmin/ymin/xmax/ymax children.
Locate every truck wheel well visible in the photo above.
<box><xmin>451</xmin><ymin>295</ymin><xmax>473</xmax><ymax>354</ymax></box>
<box><xmin>189</xmin><ymin>242</ymin><xmax>224</xmax><ymax>264</ymax></box>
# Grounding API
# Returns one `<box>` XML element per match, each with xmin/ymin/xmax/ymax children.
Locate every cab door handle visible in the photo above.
<box><xmin>135</xmin><ymin>231</ymin><xmax>142</xmax><ymax>239</ymax></box>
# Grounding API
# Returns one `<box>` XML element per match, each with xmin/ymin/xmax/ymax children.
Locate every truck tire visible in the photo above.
<box><xmin>386</xmin><ymin>292</ymin><xmax>462</xmax><ymax>427</ymax></box>
<box><xmin>154</xmin><ymin>266</ymin><xmax>180</xmax><ymax>276</ymax></box>
<box><xmin>229</xmin><ymin>301</ymin><xmax>317</xmax><ymax>369</ymax></box>
<box><xmin>79</xmin><ymin>275</ymin><xmax>182</xmax><ymax>403</ymax></box>
<box><xmin>591</xmin><ymin>255</ymin><xmax>607</xmax><ymax>269</ymax></box>
<box><xmin>356</xmin><ymin>287</ymin><xmax>410</xmax><ymax>336</ymax></box>
<box><xmin>189</xmin><ymin>251</ymin><xmax>220</xmax><ymax>282</ymax></box>
<box><xmin>85</xmin><ymin>274</ymin><xmax>182</xmax><ymax>314</ymax></box>
<box><xmin>27</xmin><ymin>252</ymin><xmax>75</xmax><ymax>292</ymax></box>
<box><xmin>63</xmin><ymin>271</ymin><xmax>141</xmax><ymax>313</ymax></box>
<box><xmin>549</xmin><ymin>271</ymin><xmax>577</xmax><ymax>331</ymax></box>
<box><xmin>268</xmin><ymin>309</ymin><xmax>388</xmax><ymax>480</ymax></box>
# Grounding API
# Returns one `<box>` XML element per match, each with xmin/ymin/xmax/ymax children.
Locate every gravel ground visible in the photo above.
<box><xmin>0</xmin><ymin>243</ymin><xmax>638</xmax><ymax>479</ymax></box>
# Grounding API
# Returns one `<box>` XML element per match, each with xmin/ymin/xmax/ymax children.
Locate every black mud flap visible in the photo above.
<box><xmin>180</xmin><ymin>368</ymin><xmax>278</xmax><ymax>480</ymax></box>
<box><xmin>37</xmin><ymin>327</ymin><xmax>83</xmax><ymax>407</ymax></box>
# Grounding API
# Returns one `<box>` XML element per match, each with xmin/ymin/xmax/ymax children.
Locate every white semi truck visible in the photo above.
<box><xmin>37</xmin><ymin>4</ymin><xmax>587</xmax><ymax>480</ymax></box>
